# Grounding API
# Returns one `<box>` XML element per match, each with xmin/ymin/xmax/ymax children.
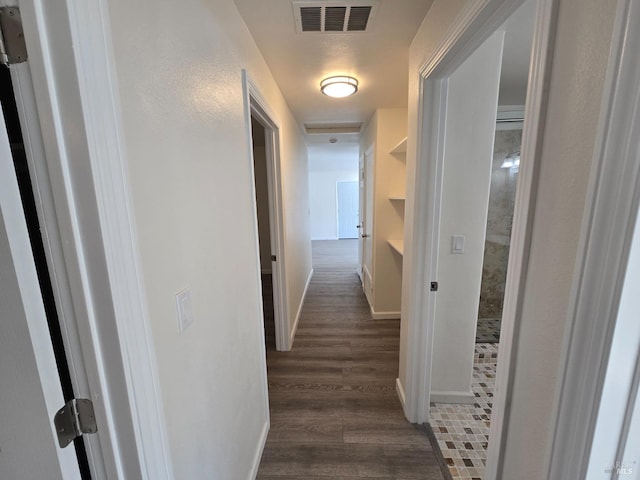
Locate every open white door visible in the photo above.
<box><xmin>0</xmin><ymin>104</ymin><xmax>82</xmax><ymax>477</ymax></box>
<box><xmin>362</xmin><ymin>148</ymin><xmax>375</xmax><ymax>301</ymax></box>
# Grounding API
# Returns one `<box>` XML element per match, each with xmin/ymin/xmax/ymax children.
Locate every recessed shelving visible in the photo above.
<box><xmin>389</xmin><ymin>196</ymin><xmax>406</xmax><ymax>202</ymax></box>
<box><xmin>390</xmin><ymin>137</ymin><xmax>407</xmax><ymax>155</ymax></box>
<box><xmin>388</xmin><ymin>239</ymin><xmax>404</xmax><ymax>256</ymax></box>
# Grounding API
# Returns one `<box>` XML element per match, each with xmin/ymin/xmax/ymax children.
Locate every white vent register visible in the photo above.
<box><xmin>293</xmin><ymin>0</ymin><xmax>378</xmax><ymax>33</ymax></box>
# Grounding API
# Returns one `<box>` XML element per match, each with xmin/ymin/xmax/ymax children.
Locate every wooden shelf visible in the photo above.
<box><xmin>388</xmin><ymin>239</ymin><xmax>404</xmax><ymax>256</ymax></box>
<box><xmin>389</xmin><ymin>196</ymin><xmax>406</xmax><ymax>202</ymax></box>
<box><xmin>390</xmin><ymin>137</ymin><xmax>407</xmax><ymax>155</ymax></box>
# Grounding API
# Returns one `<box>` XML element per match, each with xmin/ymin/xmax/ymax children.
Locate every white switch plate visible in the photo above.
<box><xmin>452</xmin><ymin>235</ymin><xmax>465</xmax><ymax>254</ymax></box>
<box><xmin>175</xmin><ymin>287</ymin><xmax>194</xmax><ymax>332</ymax></box>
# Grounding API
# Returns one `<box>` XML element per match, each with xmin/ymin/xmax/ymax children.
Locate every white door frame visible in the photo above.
<box><xmin>243</xmin><ymin>72</ymin><xmax>290</xmax><ymax>352</ymax></box>
<box><xmin>547</xmin><ymin>0</ymin><xmax>640</xmax><ymax>476</ymax></box>
<box><xmin>7</xmin><ymin>0</ymin><xmax>174</xmax><ymax>477</ymax></box>
<box><xmin>401</xmin><ymin>0</ymin><xmax>558</xmax><ymax>474</ymax></box>
<box><xmin>0</xmin><ymin>68</ymin><xmax>82</xmax><ymax>479</ymax></box>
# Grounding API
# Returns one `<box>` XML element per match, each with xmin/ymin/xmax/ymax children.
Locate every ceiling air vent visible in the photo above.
<box><xmin>300</xmin><ymin>7</ymin><xmax>321</xmax><ymax>31</ymax></box>
<box><xmin>293</xmin><ymin>1</ymin><xmax>378</xmax><ymax>33</ymax></box>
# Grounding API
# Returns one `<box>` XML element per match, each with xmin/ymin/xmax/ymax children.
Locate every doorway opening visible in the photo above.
<box><xmin>251</xmin><ymin>115</ymin><xmax>277</xmax><ymax>351</ymax></box>
<box><xmin>307</xmin><ymin>140</ymin><xmax>359</xmax><ymax>255</ymax></box>
<box><xmin>1</xmin><ymin>64</ymin><xmax>91</xmax><ymax>477</ymax></box>
<box><xmin>427</xmin><ymin>3</ymin><xmax>535</xmax><ymax>475</ymax></box>
<box><xmin>246</xmin><ymin>85</ymin><xmax>289</xmax><ymax>352</ymax></box>
<box><xmin>401</xmin><ymin>0</ymin><xmax>556</xmax><ymax>477</ymax></box>
<box><xmin>307</xmin><ymin>139</ymin><xmax>360</xmax><ymax>278</ymax></box>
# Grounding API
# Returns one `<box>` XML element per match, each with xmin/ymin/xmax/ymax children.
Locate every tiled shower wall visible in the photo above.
<box><xmin>478</xmin><ymin>129</ymin><xmax>522</xmax><ymax>323</ymax></box>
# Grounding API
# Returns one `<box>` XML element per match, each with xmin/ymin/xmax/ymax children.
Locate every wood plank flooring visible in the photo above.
<box><xmin>257</xmin><ymin>240</ymin><xmax>446</xmax><ymax>479</ymax></box>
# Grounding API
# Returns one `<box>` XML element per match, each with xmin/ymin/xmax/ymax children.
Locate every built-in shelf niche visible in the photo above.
<box><xmin>387</xmin><ymin>135</ymin><xmax>407</xmax><ymax>260</ymax></box>
<box><xmin>388</xmin><ymin>239</ymin><xmax>404</xmax><ymax>256</ymax></box>
<box><xmin>390</xmin><ymin>137</ymin><xmax>407</xmax><ymax>155</ymax></box>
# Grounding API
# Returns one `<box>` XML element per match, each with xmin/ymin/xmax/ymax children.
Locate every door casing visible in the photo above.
<box><xmin>400</xmin><ymin>1</ymin><xmax>558</xmax><ymax>479</ymax></box>
<box><xmin>3</xmin><ymin>0</ymin><xmax>174</xmax><ymax>477</ymax></box>
<box><xmin>243</xmin><ymin>71</ymin><xmax>290</xmax><ymax>353</ymax></box>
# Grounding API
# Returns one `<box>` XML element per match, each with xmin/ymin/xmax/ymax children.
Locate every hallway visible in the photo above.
<box><xmin>257</xmin><ymin>240</ymin><xmax>446</xmax><ymax>479</ymax></box>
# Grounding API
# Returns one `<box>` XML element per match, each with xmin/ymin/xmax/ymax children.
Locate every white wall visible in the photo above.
<box><xmin>308</xmin><ymin>144</ymin><xmax>359</xmax><ymax>240</ymax></box>
<box><xmin>105</xmin><ymin>0</ymin><xmax>312</xmax><ymax>477</ymax></box>
<box><xmin>431</xmin><ymin>33</ymin><xmax>503</xmax><ymax>397</ymax></box>
<box><xmin>401</xmin><ymin>0</ymin><xmax>618</xmax><ymax>477</ymax></box>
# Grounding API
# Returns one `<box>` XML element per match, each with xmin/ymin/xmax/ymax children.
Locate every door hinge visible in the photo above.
<box><xmin>0</xmin><ymin>7</ymin><xmax>27</xmax><ymax>66</ymax></box>
<box><xmin>430</xmin><ymin>281</ymin><xmax>438</xmax><ymax>292</ymax></box>
<box><xmin>54</xmin><ymin>398</ymin><xmax>98</xmax><ymax>448</ymax></box>
<box><xmin>271</xmin><ymin>255</ymin><xmax>276</xmax><ymax>261</ymax></box>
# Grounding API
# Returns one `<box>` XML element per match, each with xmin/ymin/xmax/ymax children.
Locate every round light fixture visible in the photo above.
<box><xmin>320</xmin><ymin>76</ymin><xmax>359</xmax><ymax>98</ymax></box>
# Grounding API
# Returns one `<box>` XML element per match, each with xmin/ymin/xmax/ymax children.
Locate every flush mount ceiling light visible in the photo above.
<box><xmin>320</xmin><ymin>76</ymin><xmax>358</xmax><ymax>98</ymax></box>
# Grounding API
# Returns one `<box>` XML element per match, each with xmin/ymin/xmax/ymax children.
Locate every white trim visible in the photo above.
<box><xmin>370</xmin><ymin>308</ymin><xmax>401</xmax><ymax>320</ymax></box>
<box><xmin>243</xmin><ymin>72</ymin><xmax>290</xmax><ymax>352</ymax></box>
<box><xmin>8</xmin><ymin>54</ymin><xmax>116</xmax><ymax>478</ymax></box>
<box><xmin>12</xmin><ymin>0</ymin><xmax>174</xmax><ymax>477</ymax></box>
<box><xmin>362</xmin><ymin>263</ymin><xmax>373</xmax><ymax>305</ymax></box>
<box><xmin>402</xmin><ymin>75</ymin><xmax>447</xmax><ymax>424</ymax></box>
<box><xmin>290</xmin><ymin>268</ymin><xmax>314</xmax><ymax>347</ymax></box>
<box><xmin>546</xmin><ymin>0</ymin><xmax>640</xmax><ymax>477</ymax></box>
<box><xmin>496</xmin><ymin>104</ymin><xmax>525</xmax><ymax>119</ymax></box>
<box><xmin>430</xmin><ymin>391</ymin><xmax>476</xmax><ymax>405</ymax></box>
<box><xmin>496</xmin><ymin>105</ymin><xmax>525</xmax><ymax>130</ymax></box>
<box><xmin>395</xmin><ymin>378</ymin><xmax>407</xmax><ymax>411</ymax></box>
<box><xmin>248</xmin><ymin>420</ymin><xmax>270</xmax><ymax>480</ymax></box>
<box><xmin>0</xmin><ymin>74</ymin><xmax>82</xmax><ymax>478</ymax></box>
<box><xmin>403</xmin><ymin>5</ymin><xmax>557</xmax><ymax>480</ymax></box>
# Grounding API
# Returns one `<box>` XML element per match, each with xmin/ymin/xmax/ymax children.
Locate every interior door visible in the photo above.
<box><xmin>358</xmin><ymin>154</ymin><xmax>365</xmax><ymax>281</ymax></box>
<box><xmin>362</xmin><ymin>148</ymin><xmax>375</xmax><ymax>301</ymax></box>
<box><xmin>337</xmin><ymin>180</ymin><xmax>359</xmax><ymax>239</ymax></box>
<box><xmin>0</xmin><ymin>98</ymin><xmax>82</xmax><ymax>478</ymax></box>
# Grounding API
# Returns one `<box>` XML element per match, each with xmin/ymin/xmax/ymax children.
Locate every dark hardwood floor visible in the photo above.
<box><xmin>257</xmin><ymin>240</ymin><xmax>446</xmax><ymax>479</ymax></box>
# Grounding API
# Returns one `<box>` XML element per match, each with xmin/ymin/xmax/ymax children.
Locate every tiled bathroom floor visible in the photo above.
<box><xmin>429</xmin><ymin>343</ymin><xmax>499</xmax><ymax>480</ymax></box>
<box><xmin>475</xmin><ymin>318</ymin><xmax>501</xmax><ymax>343</ymax></box>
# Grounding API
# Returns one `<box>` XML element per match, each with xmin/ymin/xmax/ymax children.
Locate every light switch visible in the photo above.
<box><xmin>451</xmin><ymin>235</ymin><xmax>465</xmax><ymax>254</ymax></box>
<box><xmin>175</xmin><ymin>287</ymin><xmax>194</xmax><ymax>332</ymax></box>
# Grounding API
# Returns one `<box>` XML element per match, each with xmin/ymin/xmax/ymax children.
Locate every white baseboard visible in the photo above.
<box><xmin>370</xmin><ymin>307</ymin><xmax>401</xmax><ymax>320</ymax></box>
<box><xmin>248</xmin><ymin>419</ymin><xmax>269</xmax><ymax>480</ymax></box>
<box><xmin>396</xmin><ymin>378</ymin><xmax>407</xmax><ymax>412</ymax></box>
<box><xmin>430</xmin><ymin>390</ymin><xmax>476</xmax><ymax>404</ymax></box>
<box><xmin>289</xmin><ymin>268</ymin><xmax>313</xmax><ymax>347</ymax></box>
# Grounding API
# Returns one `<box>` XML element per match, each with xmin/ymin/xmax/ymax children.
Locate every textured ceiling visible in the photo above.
<box><xmin>234</xmin><ymin>0</ymin><xmax>435</xmax><ymax>127</ymax></box>
<box><xmin>237</xmin><ymin>0</ymin><xmax>534</xmax><ymax>155</ymax></box>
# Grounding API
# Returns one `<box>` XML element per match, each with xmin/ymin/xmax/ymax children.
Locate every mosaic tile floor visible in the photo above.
<box><xmin>476</xmin><ymin>318</ymin><xmax>501</xmax><ymax>343</ymax></box>
<box><xmin>429</xmin><ymin>343</ymin><xmax>499</xmax><ymax>480</ymax></box>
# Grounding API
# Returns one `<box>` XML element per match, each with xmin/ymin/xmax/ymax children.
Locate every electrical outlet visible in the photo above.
<box><xmin>175</xmin><ymin>287</ymin><xmax>194</xmax><ymax>332</ymax></box>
